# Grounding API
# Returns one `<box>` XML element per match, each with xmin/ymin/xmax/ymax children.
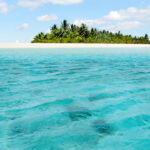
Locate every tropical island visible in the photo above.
<box><xmin>32</xmin><ymin>20</ymin><xmax>150</xmax><ymax>44</ymax></box>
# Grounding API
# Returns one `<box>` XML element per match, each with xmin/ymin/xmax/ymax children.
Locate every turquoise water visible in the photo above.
<box><xmin>0</xmin><ymin>49</ymin><xmax>150</xmax><ymax>150</ymax></box>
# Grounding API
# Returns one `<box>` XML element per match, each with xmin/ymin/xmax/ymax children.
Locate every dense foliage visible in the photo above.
<box><xmin>32</xmin><ymin>20</ymin><xmax>150</xmax><ymax>44</ymax></box>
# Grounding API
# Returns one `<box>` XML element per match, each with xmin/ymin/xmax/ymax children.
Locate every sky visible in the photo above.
<box><xmin>0</xmin><ymin>0</ymin><xmax>150</xmax><ymax>42</ymax></box>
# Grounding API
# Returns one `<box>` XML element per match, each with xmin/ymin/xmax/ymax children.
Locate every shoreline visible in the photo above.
<box><xmin>1</xmin><ymin>43</ymin><xmax>150</xmax><ymax>48</ymax></box>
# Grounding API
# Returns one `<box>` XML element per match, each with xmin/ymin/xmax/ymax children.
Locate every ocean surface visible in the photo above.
<box><xmin>0</xmin><ymin>48</ymin><xmax>150</xmax><ymax>150</ymax></box>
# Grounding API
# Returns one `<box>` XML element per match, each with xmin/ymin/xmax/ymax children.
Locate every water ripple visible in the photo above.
<box><xmin>0</xmin><ymin>54</ymin><xmax>150</xmax><ymax>149</ymax></box>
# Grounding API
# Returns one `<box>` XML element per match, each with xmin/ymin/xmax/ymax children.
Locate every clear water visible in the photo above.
<box><xmin>0</xmin><ymin>49</ymin><xmax>150</xmax><ymax>150</ymax></box>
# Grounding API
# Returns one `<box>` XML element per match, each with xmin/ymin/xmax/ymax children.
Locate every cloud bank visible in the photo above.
<box><xmin>18</xmin><ymin>0</ymin><xmax>83</xmax><ymax>9</ymax></box>
<box><xmin>73</xmin><ymin>6</ymin><xmax>150</xmax><ymax>32</ymax></box>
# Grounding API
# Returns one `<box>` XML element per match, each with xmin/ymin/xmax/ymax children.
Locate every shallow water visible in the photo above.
<box><xmin>0</xmin><ymin>51</ymin><xmax>150</xmax><ymax>150</ymax></box>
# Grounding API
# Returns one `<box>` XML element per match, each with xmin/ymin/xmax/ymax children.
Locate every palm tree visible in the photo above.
<box><xmin>144</xmin><ymin>34</ymin><xmax>149</xmax><ymax>40</ymax></box>
<box><xmin>51</xmin><ymin>24</ymin><xmax>58</xmax><ymax>31</ymax></box>
<box><xmin>38</xmin><ymin>32</ymin><xmax>44</xmax><ymax>39</ymax></box>
<box><xmin>91</xmin><ymin>28</ymin><xmax>98</xmax><ymax>37</ymax></box>
<box><xmin>58</xmin><ymin>28</ymin><xmax>64</xmax><ymax>37</ymax></box>
<box><xmin>84</xmin><ymin>30</ymin><xmax>90</xmax><ymax>38</ymax></box>
<box><xmin>61</xmin><ymin>20</ymin><xmax>69</xmax><ymax>30</ymax></box>
<box><xmin>91</xmin><ymin>28</ymin><xmax>95</xmax><ymax>36</ymax></box>
<box><xmin>71</xmin><ymin>24</ymin><xmax>77</xmax><ymax>32</ymax></box>
<box><xmin>79</xmin><ymin>24</ymin><xmax>88</xmax><ymax>37</ymax></box>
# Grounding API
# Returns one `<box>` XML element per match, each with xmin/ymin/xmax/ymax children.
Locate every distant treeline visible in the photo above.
<box><xmin>32</xmin><ymin>20</ymin><xmax>150</xmax><ymax>44</ymax></box>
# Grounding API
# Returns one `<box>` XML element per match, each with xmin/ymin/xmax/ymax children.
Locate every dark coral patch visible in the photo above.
<box><xmin>9</xmin><ymin>124</ymin><xmax>26</xmax><ymax>136</ymax></box>
<box><xmin>68</xmin><ymin>107</ymin><xmax>92</xmax><ymax>121</ymax></box>
<box><xmin>92</xmin><ymin>120</ymin><xmax>114</xmax><ymax>135</ymax></box>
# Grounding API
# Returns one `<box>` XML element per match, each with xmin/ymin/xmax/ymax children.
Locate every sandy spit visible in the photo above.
<box><xmin>0</xmin><ymin>43</ymin><xmax>150</xmax><ymax>48</ymax></box>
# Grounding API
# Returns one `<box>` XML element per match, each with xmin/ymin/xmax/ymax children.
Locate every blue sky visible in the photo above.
<box><xmin>0</xmin><ymin>0</ymin><xmax>150</xmax><ymax>42</ymax></box>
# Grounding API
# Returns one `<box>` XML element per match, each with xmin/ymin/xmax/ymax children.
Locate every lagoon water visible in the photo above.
<box><xmin>0</xmin><ymin>48</ymin><xmax>150</xmax><ymax>150</ymax></box>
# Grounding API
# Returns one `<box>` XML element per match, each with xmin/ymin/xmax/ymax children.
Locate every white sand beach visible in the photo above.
<box><xmin>0</xmin><ymin>43</ymin><xmax>150</xmax><ymax>48</ymax></box>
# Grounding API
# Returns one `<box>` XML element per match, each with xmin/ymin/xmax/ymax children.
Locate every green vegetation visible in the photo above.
<box><xmin>32</xmin><ymin>20</ymin><xmax>150</xmax><ymax>44</ymax></box>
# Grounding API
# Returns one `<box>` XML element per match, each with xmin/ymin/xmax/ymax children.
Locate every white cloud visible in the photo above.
<box><xmin>101</xmin><ymin>21</ymin><xmax>142</xmax><ymax>32</ymax></box>
<box><xmin>18</xmin><ymin>0</ymin><xmax>83</xmax><ymax>9</ymax></box>
<box><xmin>48</xmin><ymin>0</ymin><xmax>83</xmax><ymax>5</ymax></box>
<box><xmin>18</xmin><ymin>0</ymin><xmax>41</xmax><ymax>9</ymax></box>
<box><xmin>16</xmin><ymin>23</ymin><xmax>29</xmax><ymax>30</ymax></box>
<box><xmin>0</xmin><ymin>0</ymin><xmax>8</xmax><ymax>14</ymax></box>
<box><xmin>104</xmin><ymin>10</ymin><xmax>129</xmax><ymax>21</ymax></box>
<box><xmin>74</xmin><ymin>6</ymin><xmax>150</xmax><ymax>27</ymax></box>
<box><xmin>37</xmin><ymin>14</ymin><xmax>58</xmax><ymax>22</ymax></box>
